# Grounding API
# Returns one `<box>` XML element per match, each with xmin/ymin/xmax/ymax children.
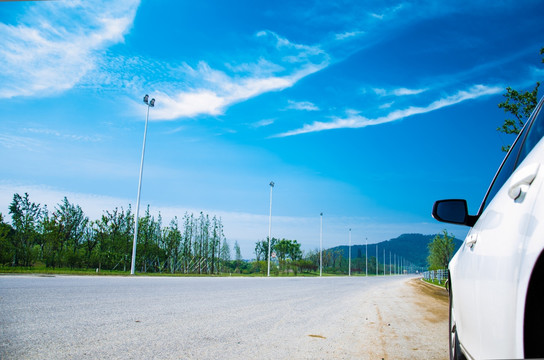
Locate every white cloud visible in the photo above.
<box><xmin>147</xmin><ymin>32</ymin><xmax>329</xmax><ymax>121</ymax></box>
<box><xmin>251</xmin><ymin>119</ymin><xmax>275</xmax><ymax>128</ymax></box>
<box><xmin>379</xmin><ymin>101</ymin><xmax>394</xmax><ymax>109</ymax></box>
<box><xmin>274</xmin><ymin>84</ymin><xmax>503</xmax><ymax>137</ymax></box>
<box><xmin>286</xmin><ymin>100</ymin><xmax>320</xmax><ymax>111</ymax></box>
<box><xmin>373</xmin><ymin>87</ymin><xmax>428</xmax><ymax>97</ymax></box>
<box><xmin>373</xmin><ymin>88</ymin><xmax>387</xmax><ymax>96</ymax></box>
<box><xmin>335</xmin><ymin>30</ymin><xmax>365</xmax><ymax>41</ymax></box>
<box><xmin>0</xmin><ymin>0</ymin><xmax>139</xmax><ymax>99</ymax></box>
<box><xmin>392</xmin><ymin>87</ymin><xmax>427</xmax><ymax>96</ymax></box>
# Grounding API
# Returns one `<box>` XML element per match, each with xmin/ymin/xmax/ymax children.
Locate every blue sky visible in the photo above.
<box><xmin>1</xmin><ymin>0</ymin><xmax>543</xmax><ymax>258</ymax></box>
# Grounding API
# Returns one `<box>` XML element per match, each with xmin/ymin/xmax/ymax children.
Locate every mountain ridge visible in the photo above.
<box><xmin>327</xmin><ymin>233</ymin><xmax>463</xmax><ymax>269</ymax></box>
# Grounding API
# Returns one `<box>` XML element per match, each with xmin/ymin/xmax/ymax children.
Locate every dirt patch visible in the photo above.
<box><xmin>353</xmin><ymin>277</ymin><xmax>449</xmax><ymax>359</ymax></box>
<box><xmin>409</xmin><ymin>279</ymin><xmax>449</xmax><ymax>325</ymax></box>
<box><xmin>409</xmin><ymin>279</ymin><xmax>449</xmax><ymax>304</ymax></box>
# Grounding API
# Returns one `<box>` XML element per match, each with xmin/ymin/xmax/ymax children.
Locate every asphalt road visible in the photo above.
<box><xmin>0</xmin><ymin>275</ymin><xmax>448</xmax><ymax>359</ymax></box>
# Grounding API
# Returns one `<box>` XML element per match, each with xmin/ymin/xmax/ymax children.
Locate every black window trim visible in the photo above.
<box><xmin>477</xmin><ymin>95</ymin><xmax>544</xmax><ymax>217</ymax></box>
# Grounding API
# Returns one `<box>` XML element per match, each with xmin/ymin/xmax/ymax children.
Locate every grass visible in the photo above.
<box><xmin>0</xmin><ymin>265</ymin><xmax>400</xmax><ymax>278</ymax></box>
<box><xmin>1</xmin><ymin>263</ymin><xmax>407</xmax><ymax>278</ymax></box>
<box><xmin>423</xmin><ymin>278</ymin><xmax>446</xmax><ymax>288</ymax></box>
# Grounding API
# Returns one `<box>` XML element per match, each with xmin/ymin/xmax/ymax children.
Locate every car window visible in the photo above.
<box><xmin>479</xmin><ymin>97</ymin><xmax>544</xmax><ymax>213</ymax></box>
<box><xmin>479</xmin><ymin>128</ymin><xmax>525</xmax><ymax>212</ymax></box>
<box><xmin>517</xmin><ymin>100</ymin><xmax>544</xmax><ymax>166</ymax></box>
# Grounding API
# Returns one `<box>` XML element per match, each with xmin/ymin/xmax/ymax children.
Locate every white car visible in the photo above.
<box><xmin>432</xmin><ymin>95</ymin><xmax>544</xmax><ymax>360</ymax></box>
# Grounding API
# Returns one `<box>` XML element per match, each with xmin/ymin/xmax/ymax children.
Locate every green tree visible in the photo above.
<box><xmin>197</xmin><ymin>212</ymin><xmax>210</xmax><ymax>274</ymax></box>
<box><xmin>272</xmin><ymin>238</ymin><xmax>303</xmax><ymax>273</ymax></box>
<box><xmin>497</xmin><ymin>47</ymin><xmax>543</xmax><ymax>152</ymax></box>
<box><xmin>287</xmin><ymin>240</ymin><xmax>302</xmax><ymax>261</ymax></box>
<box><xmin>234</xmin><ymin>240</ymin><xmax>242</xmax><ymax>262</ymax></box>
<box><xmin>275</xmin><ymin>239</ymin><xmax>290</xmax><ymax>262</ymax></box>
<box><xmin>233</xmin><ymin>240</ymin><xmax>242</xmax><ymax>273</ymax></box>
<box><xmin>0</xmin><ymin>213</ymin><xmax>15</xmax><ymax>265</ymax></box>
<box><xmin>50</xmin><ymin>197</ymin><xmax>89</xmax><ymax>268</ymax></box>
<box><xmin>254</xmin><ymin>239</ymin><xmax>267</xmax><ymax>261</ymax></box>
<box><xmin>427</xmin><ymin>230</ymin><xmax>455</xmax><ymax>270</ymax></box>
<box><xmin>254</xmin><ymin>237</ymin><xmax>278</xmax><ymax>262</ymax></box>
<box><xmin>41</xmin><ymin>208</ymin><xmax>62</xmax><ymax>268</ymax></box>
<box><xmin>94</xmin><ymin>207</ymin><xmax>134</xmax><ymax>271</ymax></box>
<box><xmin>9</xmin><ymin>193</ymin><xmax>42</xmax><ymax>266</ymax></box>
<box><xmin>163</xmin><ymin>217</ymin><xmax>182</xmax><ymax>274</ymax></box>
<box><xmin>137</xmin><ymin>206</ymin><xmax>162</xmax><ymax>272</ymax></box>
<box><xmin>181</xmin><ymin>212</ymin><xmax>195</xmax><ymax>273</ymax></box>
<box><xmin>210</xmin><ymin>216</ymin><xmax>223</xmax><ymax>274</ymax></box>
<box><xmin>83</xmin><ymin>221</ymin><xmax>99</xmax><ymax>268</ymax></box>
<box><xmin>220</xmin><ymin>238</ymin><xmax>230</xmax><ymax>272</ymax></box>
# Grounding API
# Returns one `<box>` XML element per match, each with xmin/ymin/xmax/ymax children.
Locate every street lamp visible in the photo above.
<box><xmin>319</xmin><ymin>212</ymin><xmax>323</xmax><ymax>277</ymax></box>
<box><xmin>376</xmin><ymin>244</ymin><xmax>378</xmax><ymax>276</ymax></box>
<box><xmin>130</xmin><ymin>94</ymin><xmax>155</xmax><ymax>275</ymax></box>
<box><xmin>267</xmin><ymin>181</ymin><xmax>274</xmax><ymax>277</ymax></box>
<box><xmin>348</xmin><ymin>228</ymin><xmax>351</xmax><ymax>277</ymax></box>
<box><xmin>383</xmin><ymin>248</ymin><xmax>386</xmax><ymax>277</ymax></box>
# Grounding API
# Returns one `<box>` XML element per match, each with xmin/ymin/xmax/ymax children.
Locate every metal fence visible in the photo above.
<box><xmin>423</xmin><ymin>269</ymin><xmax>447</xmax><ymax>284</ymax></box>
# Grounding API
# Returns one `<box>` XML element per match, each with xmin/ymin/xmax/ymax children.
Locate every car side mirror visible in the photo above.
<box><xmin>432</xmin><ymin>199</ymin><xmax>477</xmax><ymax>227</ymax></box>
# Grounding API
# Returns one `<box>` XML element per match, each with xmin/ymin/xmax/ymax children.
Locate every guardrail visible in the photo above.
<box><xmin>423</xmin><ymin>269</ymin><xmax>447</xmax><ymax>284</ymax></box>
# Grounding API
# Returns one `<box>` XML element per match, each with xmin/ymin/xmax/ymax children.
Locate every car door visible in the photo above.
<box><xmin>450</xmin><ymin>224</ymin><xmax>481</xmax><ymax>357</ymax></box>
<box><xmin>463</xmin><ymin>100</ymin><xmax>544</xmax><ymax>359</ymax></box>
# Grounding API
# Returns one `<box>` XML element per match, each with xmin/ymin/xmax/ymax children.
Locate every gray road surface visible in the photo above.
<box><xmin>0</xmin><ymin>275</ymin><xmax>447</xmax><ymax>359</ymax></box>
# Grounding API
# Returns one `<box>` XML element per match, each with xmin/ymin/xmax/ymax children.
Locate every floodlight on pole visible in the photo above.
<box><xmin>130</xmin><ymin>94</ymin><xmax>155</xmax><ymax>275</ymax></box>
<box><xmin>267</xmin><ymin>181</ymin><xmax>274</xmax><ymax>277</ymax></box>
<box><xmin>319</xmin><ymin>212</ymin><xmax>323</xmax><ymax>277</ymax></box>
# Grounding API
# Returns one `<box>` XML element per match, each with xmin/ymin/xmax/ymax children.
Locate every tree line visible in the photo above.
<box><xmin>252</xmin><ymin>237</ymin><xmax>414</xmax><ymax>276</ymax></box>
<box><xmin>0</xmin><ymin>192</ymin><xmax>240</xmax><ymax>274</ymax></box>
<box><xmin>1</xmin><ymin>192</ymin><xmax>422</xmax><ymax>275</ymax></box>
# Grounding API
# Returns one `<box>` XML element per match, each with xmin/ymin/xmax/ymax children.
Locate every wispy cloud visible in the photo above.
<box><xmin>251</xmin><ymin>119</ymin><xmax>275</xmax><ymax>128</ymax></box>
<box><xmin>286</xmin><ymin>100</ymin><xmax>320</xmax><ymax>111</ymax></box>
<box><xmin>335</xmin><ymin>30</ymin><xmax>365</xmax><ymax>41</ymax></box>
<box><xmin>274</xmin><ymin>84</ymin><xmax>502</xmax><ymax>137</ymax></box>
<box><xmin>379</xmin><ymin>101</ymin><xmax>395</xmax><ymax>109</ymax></box>
<box><xmin>373</xmin><ymin>87</ymin><xmax>428</xmax><ymax>97</ymax></box>
<box><xmin>148</xmin><ymin>31</ymin><xmax>329</xmax><ymax>121</ymax></box>
<box><xmin>0</xmin><ymin>0</ymin><xmax>139</xmax><ymax>99</ymax></box>
<box><xmin>369</xmin><ymin>4</ymin><xmax>406</xmax><ymax>21</ymax></box>
<box><xmin>0</xmin><ymin>134</ymin><xmax>43</xmax><ymax>152</ymax></box>
<box><xmin>23</xmin><ymin>128</ymin><xmax>102</xmax><ymax>143</ymax></box>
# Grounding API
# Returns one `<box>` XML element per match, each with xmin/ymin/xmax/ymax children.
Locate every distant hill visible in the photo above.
<box><xmin>328</xmin><ymin>233</ymin><xmax>463</xmax><ymax>269</ymax></box>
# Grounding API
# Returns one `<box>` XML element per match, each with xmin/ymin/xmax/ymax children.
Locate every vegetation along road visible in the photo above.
<box><xmin>0</xmin><ymin>275</ymin><xmax>448</xmax><ymax>359</ymax></box>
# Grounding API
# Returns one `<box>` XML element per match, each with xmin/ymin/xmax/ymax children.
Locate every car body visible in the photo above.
<box><xmin>432</xmin><ymin>95</ymin><xmax>544</xmax><ymax>360</ymax></box>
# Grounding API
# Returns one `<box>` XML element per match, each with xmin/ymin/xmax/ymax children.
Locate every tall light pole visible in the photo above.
<box><xmin>383</xmin><ymin>248</ymin><xmax>385</xmax><ymax>277</ymax></box>
<box><xmin>376</xmin><ymin>244</ymin><xmax>378</xmax><ymax>276</ymax></box>
<box><xmin>365</xmin><ymin>237</ymin><xmax>368</xmax><ymax>276</ymax></box>
<box><xmin>267</xmin><ymin>181</ymin><xmax>274</xmax><ymax>277</ymax></box>
<box><xmin>348</xmin><ymin>228</ymin><xmax>351</xmax><ymax>277</ymax></box>
<box><xmin>319</xmin><ymin>212</ymin><xmax>323</xmax><ymax>277</ymax></box>
<box><xmin>131</xmin><ymin>94</ymin><xmax>155</xmax><ymax>275</ymax></box>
